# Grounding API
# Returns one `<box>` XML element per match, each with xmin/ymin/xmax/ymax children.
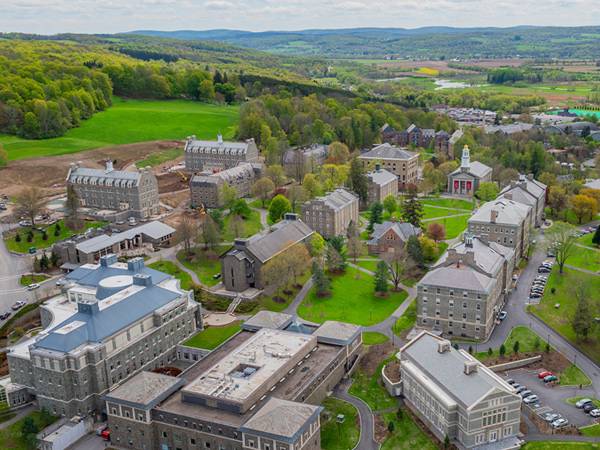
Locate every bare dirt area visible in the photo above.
<box><xmin>0</xmin><ymin>140</ymin><xmax>182</xmax><ymax>198</ymax></box>
<box><xmin>160</xmin><ymin>190</ymin><xmax>190</xmax><ymax>209</ymax></box>
<box><xmin>466</xmin><ymin>58</ymin><xmax>529</xmax><ymax>68</ymax></box>
<box><xmin>157</xmin><ymin>172</ymin><xmax>189</xmax><ymax>194</ymax></box>
<box><xmin>359</xmin><ymin>341</ymin><xmax>396</xmax><ymax>376</ymax></box>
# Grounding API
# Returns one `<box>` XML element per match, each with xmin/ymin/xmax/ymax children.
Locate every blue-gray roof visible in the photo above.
<box><xmin>66</xmin><ymin>265</ymin><xmax>169</xmax><ymax>288</ymax></box>
<box><xmin>35</xmin><ymin>284</ymin><xmax>180</xmax><ymax>353</ymax></box>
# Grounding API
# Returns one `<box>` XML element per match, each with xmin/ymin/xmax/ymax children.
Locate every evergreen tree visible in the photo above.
<box><xmin>573</xmin><ymin>295</ymin><xmax>593</xmax><ymax>341</ymax></box>
<box><xmin>406</xmin><ymin>235</ymin><xmax>425</xmax><ymax>268</ymax></box>
<box><xmin>374</xmin><ymin>260</ymin><xmax>389</xmax><ymax>295</ymax></box>
<box><xmin>348</xmin><ymin>158</ymin><xmax>368</xmax><ymax>203</ymax></box>
<box><xmin>40</xmin><ymin>252</ymin><xmax>49</xmax><ymax>272</ymax></box>
<box><xmin>400</xmin><ymin>185</ymin><xmax>423</xmax><ymax>228</ymax></box>
<box><xmin>488</xmin><ymin>347</ymin><xmax>493</xmax><ymax>356</ymax></box>
<box><xmin>593</xmin><ymin>226</ymin><xmax>600</xmax><ymax>247</ymax></box>
<box><xmin>499</xmin><ymin>344</ymin><xmax>506</xmax><ymax>356</ymax></box>
<box><xmin>367</xmin><ymin>202</ymin><xmax>383</xmax><ymax>232</ymax></box>
<box><xmin>15</xmin><ymin>233</ymin><xmax>21</xmax><ymax>243</ymax></box>
<box><xmin>50</xmin><ymin>251</ymin><xmax>60</xmax><ymax>268</ymax></box>
<box><xmin>312</xmin><ymin>261</ymin><xmax>330</xmax><ymax>297</ymax></box>
<box><xmin>41</xmin><ymin>231</ymin><xmax>48</xmax><ymax>241</ymax></box>
<box><xmin>513</xmin><ymin>340</ymin><xmax>520</xmax><ymax>354</ymax></box>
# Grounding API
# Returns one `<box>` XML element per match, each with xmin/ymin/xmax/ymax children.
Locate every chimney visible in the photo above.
<box><xmin>527</xmin><ymin>173</ymin><xmax>534</xmax><ymax>181</ymax></box>
<box><xmin>490</xmin><ymin>210</ymin><xmax>498</xmax><ymax>223</ymax></box>
<box><xmin>437</xmin><ymin>340</ymin><xmax>451</xmax><ymax>354</ymax></box>
<box><xmin>464</xmin><ymin>360</ymin><xmax>479</xmax><ymax>375</ymax></box>
<box><xmin>464</xmin><ymin>233</ymin><xmax>474</xmax><ymax>248</ymax></box>
<box><xmin>217</xmin><ymin>133</ymin><xmax>223</xmax><ymax>144</ymax></box>
<box><xmin>100</xmin><ymin>254</ymin><xmax>118</xmax><ymax>267</ymax></box>
<box><xmin>105</xmin><ymin>160</ymin><xmax>114</xmax><ymax>173</ymax></box>
<box><xmin>127</xmin><ymin>257</ymin><xmax>145</xmax><ymax>273</ymax></box>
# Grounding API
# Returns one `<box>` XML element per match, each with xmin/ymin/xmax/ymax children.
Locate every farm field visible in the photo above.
<box><xmin>0</xmin><ymin>97</ymin><xmax>239</xmax><ymax>161</ymax></box>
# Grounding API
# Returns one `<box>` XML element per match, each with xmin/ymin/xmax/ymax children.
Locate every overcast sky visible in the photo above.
<box><xmin>2</xmin><ymin>0</ymin><xmax>599</xmax><ymax>35</ymax></box>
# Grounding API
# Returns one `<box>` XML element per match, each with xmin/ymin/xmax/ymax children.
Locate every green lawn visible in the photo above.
<box><xmin>578</xmin><ymin>233</ymin><xmax>596</xmax><ymax>248</ymax></box>
<box><xmin>221</xmin><ymin>209</ymin><xmax>263</xmax><ymax>241</ymax></box>
<box><xmin>522</xmin><ymin>442</ymin><xmax>600</xmax><ymax>450</ymax></box>
<box><xmin>559</xmin><ymin>364</ymin><xmax>592</xmax><ymax>387</ymax></box>
<box><xmin>581</xmin><ymin>423</ymin><xmax>600</xmax><ymax>437</ymax></box>
<box><xmin>381</xmin><ymin>409</ymin><xmax>438</xmax><ymax>450</ymax></box>
<box><xmin>0</xmin><ymin>410</ymin><xmax>58</xmax><ymax>450</ymax></box>
<box><xmin>531</xmin><ymin>268</ymin><xmax>600</xmax><ymax>364</ymax></box>
<box><xmin>177</xmin><ymin>246</ymin><xmax>228</xmax><ymax>287</ymax></box>
<box><xmin>0</xmin><ymin>97</ymin><xmax>239</xmax><ymax>161</ymax></box>
<box><xmin>19</xmin><ymin>274</ymin><xmax>50</xmax><ymax>286</ymax></box>
<box><xmin>362</xmin><ymin>331</ymin><xmax>389</xmax><ymax>346</ymax></box>
<box><xmin>183</xmin><ymin>322</ymin><xmax>242</xmax><ymax>350</ymax></box>
<box><xmin>567</xmin><ymin>246</ymin><xmax>600</xmax><ymax>272</ymax></box>
<box><xmin>136</xmin><ymin>147</ymin><xmax>183</xmax><ymax>168</ymax></box>
<box><xmin>475</xmin><ymin>326</ymin><xmax>543</xmax><ymax>360</ymax></box>
<box><xmin>393</xmin><ymin>302</ymin><xmax>417</xmax><ymax>336</ymax></box>
<box><xmin>566</xmin><ymin>396</ymin><xmax>600</xmax><ymax>408</ymax></box>
<box><xmin>420</xmin><ymin>197</ymin><xmax>475</xmax><ymax>210</ymax></box>
<box><xmin>355</xmin><ymin>259</ymin><xmax>379</xmax><ymax>272</ymax></box>
<box><xmin>320</xmin><ymin>397</ymin><xmax>360</xmax><ymax>450</ymax></box>
<box><xmin>256</xmin><ymin>270</ymin><xmax>312</xmax><ymax>313</ymax></box>
<box><xmin>148</xmin><ymin>260</ymin><xmax>194</xmax><ymax>290</ymax></box>
<box><xmin>298</xmin><ymin>267</ymin><xmax>407</xmax><ymax>326</ymax></box>
<box><xmin>422</xmin><ymin>205</ymin><xmax>469</xmax><ymax>220</ymax></box>
<box><xmin>349</xmin><ymin>359</ymin><xmax>398</xmax><ymax>411</ymax></box>
<box><xmin>4</xmin><ymin>219</ymin><xmax>106</xmax><ymax>253</ymax></box>
<box><xmin>423</xmin><ymin>214</ymin><xmax>469</xmax><ymax>239</ymax></box>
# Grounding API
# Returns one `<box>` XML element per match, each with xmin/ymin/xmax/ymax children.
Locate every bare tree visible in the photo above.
<box><xmin>252</xmin><ymin>177</ymin><xmax>275</xmax><ymax>207</ymax></box>
<box><xmin>64</xmin><ymin>184</ymin><xmax>84</xmax><ymax>230</ymax></box>
<box><xmin>546</xmin><ymin>222</ymin><xmax>578</xmax><ymax>273</ymax></box>
<box><xmin>382</xmin><ymin>250</ymin><xmax>406</xmax><ymax>291</ymax></box>
<box><xmin>199</xmin><ymin>215</ymin><xmax>221</xmax><ymax>250</ymax></box>
<box><xmin>176</xmin><ymin>215</ymin><xmax>198</xmax><ymax>255</ymax></box>
<box><xmin>15</xmin><ymin>186</ymin><xmax>45</xmax><ymax>226</ymax></box>
<box><xmin>228</xmin><ymin>214</ymin><xmax>245</xmax><ymax>239</ymax></box>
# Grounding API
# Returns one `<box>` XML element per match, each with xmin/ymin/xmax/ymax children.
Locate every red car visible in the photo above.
<box><xmin>101</xmin><ymin>429</ymin><xmax>110</xmax><ymax>441</ymax></box>
<box><xmin>538</xmin><ymin>371</ymin><xmax>553</xmax><ymax>379</ymax></box>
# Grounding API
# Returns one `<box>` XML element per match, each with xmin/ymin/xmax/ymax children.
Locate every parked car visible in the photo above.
<box><xmin>551</xmin><ymin>418</ymin><xmax>569</xmax><ymax>428</ymax></box>
<box><xmin>523</xmin><ymin>395</ymin><xmax>539</xmax><ymax>404</ymax></box>
<box><xmin>575</xmin><ymin>398</ymin><xmax>593</xmax><ymax>408</ymax></box>
<box><xmin>515</xmin><ymin>386</ymin><xmax>527</xmax><ymax>394</ymax></box>
<box><xmin>589</xmin><ymin>409</ymin><xmax>600</xmax><ymax>418</ymax></box>
<box><xmin>27</xmin><ymin>283</ymin><xmax>40</xmax><ymax>291</ymax></box>
<box><xmin>512</xmin><ymin>383</ymin><xmax>521</xmax><ymax>390</ymax></box>
<box><xmin>543</xmin><ymin>375</ymin><xmax>558</xmax><ymax>383</ymax></box>
<box><xmin>529</xmin><ymin>292</ymin><xmax>542</xmax><ymax>299</ymax></box>
<box><xmin>538</xmin><ymin>371</ymin><xmax>553</xmax><ymax>379</ymax></box>
<box><xmin>101</xmin><ymin>428</ymin><xmax>110</xmax><ymax>441</ymax></box>
<box><xmin>538</xmin><ymin>267</ymin><xmax>551</xmax><ymax>273</ymax></box>
<box><xmin>547</xmin><ymin>250</ymin><xmax>556</xmax><ymax>257</ymax></box>
<box><xmin>583</xmin><ymin>404</ymin><xmax>596</xmax><ymax>413</ymax></box>
<box><xmin>498</xmin><ymin>311</ymin><xmax>508</xmax><ymax>321</ymax></box>
<box><xmin>0</xmin><ymin>311</ymin><xmax>11</xmax><ymax>320</ymax></box>
<box><xmin>506</xmin><ymin>378</ymin><xmax>515</xmax><ymax>385</ymax></box>
<box><xmin>11</xmin><ymin>300</ymin><xmax>26</xmax><ymax>310</ymax></box>
<box><xmin>520</xmin><ymin>390</ymin><xmax>533</xmax><ymax>398</ymax></box>
<box><xmin>96</xmin><ymin>425</ymin><xmax>108</xmax><ymax>436</ymax></box>
<box><xmin>18</xmin><ymin>220</ymin><xmax>32</xmax><ymax>227</ymax></box>
<box><xmin>542</xmin><ymin>412</ymin><xmax>560</xmax><ymax>422</ymax></box>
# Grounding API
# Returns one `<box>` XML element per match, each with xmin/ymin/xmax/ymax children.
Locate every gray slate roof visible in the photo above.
<box><xmin>360</xmin><ymin>143</ymin><xmax>417</xmax><ymax>161</ymax></box>
<box><xmin>309</xmin><ymin>188</ymin><xmax>358</xmax><ymax>212</ymax></box>
<box><xmin>500</xmin><ymin>175</ymin><xmax>546</xmax><ymax>202</ymax></box>
<box><xmin>312</xmin><ymin>321</ymin><xmax>361</xmax><ymax>345</ymax></box>
<box><xmin>367</xmin><ymin>168</ymin><xmax>397</xmax><ymax>186</ymax></box>
<box><xmin>450</xmin><ymin>161</ymin><xmax>492</xmax><ymax>179</ymax></box>
<box><xmin>368</xmin><ymin>221</ymin><xmax>421</xmax><ymax>245</ymax></box>
<box><xmin>242</xmin><ymin>311</ymin><xmax>293</xmax><ymax>331</ymax></box>
<box><xmin>240</xmin><ymin>397</ymin><xmax>322</xmax><ymax>442</ymax></box>
<box><xmin>185</xmin><ymin>138</ymin><xmax>252</xmax><ymax>155</ymax></box>
<box><xmin>419</xmin><ymin>265</ymin><xmax>495</xmax><ymax>293</ymax></box>
<box><xmin>191</xmin><ymin>162</ymin><xmax>261</xmax><ymax>186</ymax></box>
<box><xmin>400</xmin><ymin>331</ymin><xmax>514</xmax><ymax>408</ymax></box>
<box><xmin>104</xmin><ymin>371</ymin><xmax>183</xmax><ymax>408</ymax></box>
<box><xmin>67</xmin><ymin>167</ymin><xmax>140</xmax><ymax>187</ymax></box>
<box><xmin>435</xmin><ymin>236</ymin><xmax>513</xmax><ymax>277</ymax></box>
<box><xmin>484</xmin><ymin>123</ymin><xmax>534</xmax><ymax>135</ymax></box>
<box><xmin>469</xmin><ymin>198</ymin><xmax>531</xmax><ymax>226</ymax></box>
<box><xmin>76</xmin><ymin>221</ymin><xmax>175</xmax><ymax>254</ymax></box>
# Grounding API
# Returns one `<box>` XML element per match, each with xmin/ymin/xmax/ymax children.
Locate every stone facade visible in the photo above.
<box><xmin>66</xmin><ymin>161</ymin><xmax>160</xmax><ymax>220</ymax></box>
<box><xmin>499</xmin><ymin>175</ymin><xmax>547</xmax><ymax>227</ymax></box>
<box><xmin>184</xmin><ymin>135</ymin><xmax>259</xmax><ymax>172</ymax></box>
<box><xmin>301</xmin><ymin>189</ymin><xmax>359</xmax><ymax>238</ymax></box>
<box><xmin>282</xmin><ymin>144</ymin><xmax>328</xmax><ymax>180</ymax></box>
<box><xmin>366</xmin><ymin>165</ymin><xmax>398</xmax><ymax>206</ymax></box>
<box><xmin>190</xmin><ymin>163</ymin><xmax>263</xmax><ymax>209</ymax></box>
<box><xmin>367</xmin><ymin>221</ymin><xmax>421</xmax><ymax>256</ymax></box>
<box><xmin>358</xmin><ymin>144</ymin><xmax>419</xmax><ymax>189</ymax></box>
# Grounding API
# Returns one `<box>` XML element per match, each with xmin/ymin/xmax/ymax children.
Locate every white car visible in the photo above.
<box><xmin>551</xmin><ymin>418</ymin><xmax>569</xmax><ymax>428</ymax></box>
<box><xmin>575</xmin><ymin>398</ymin><xmax>593</xmax><ymax>408</ymax></box>
<box><xmin>542</xmin><ymin>412</ymin><xmax>560</xmax><ymax>422</ymax></box>
<box><xmin>27</xmin><ymin>283</ymin><xmax>40</xmax><ymax>291</ymax></box>
<box><xmin>590</xmin><ymin>409</ymin><xmax>600</xmax><ymax>418</ymax></box>
<box><xmin>523</xmin><ymin>395</ymin><xmax>538</xmax><ymax>404</ymax></box>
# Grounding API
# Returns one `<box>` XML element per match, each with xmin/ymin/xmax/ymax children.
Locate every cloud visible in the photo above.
<box><xmin>0</xmin><ymin>0</ymin><xmax>599</xmax><ymax>34</ymax></box>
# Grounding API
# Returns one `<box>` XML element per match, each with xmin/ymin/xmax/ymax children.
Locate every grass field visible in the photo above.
<box><xmin>183</xmin><ymin>322</ymin><xmax>241</xmax><ymax>350</ymax></box>
<box><xmin>560</xmin><ymin>364</ymin><xmax>592</xmax><ymax>387</ymax></box>
<box><xmin>349</xmin><ymin>359</ymin><xmax>398</xmax><ymax>411</ymax></box>
<box><xmin>0</xmin><ymin>97</ymin><xmax>239</xmax><ymax>161</ymax></box>
<box><xmin>567</xmin><ymin>246</ymin><xmax>600</xmax><ymax>272</ymax></box>
<box><xmin>475</xmin><ymin>326</ymin><xmax>542</xmax><ymax>360</ymax></box>
<box><xmin>531</xmin><ymin>268</ymin><xmax>600</xmax><ymax>364</ymax></box>
<box><xmin>298</xmin><ymin>267</ymin><xmax>407</xmax><ymax>326</ymax></box>
<box><xmin>423</xmin><ymin>214</ymin><xmax>469</xmax><ymax>239</ymax></box>
<box><xmin>581</xmin><ymin>423</ymin><xmax>600</xmax><ymax>437</ymax></box>
<box><xmin>148</xmin><ymin>260</ymin><xmax>194</xmax><ymax>290</ymax></box>
<box><xmin>177</xmin><ymin>246</ymin><xmax>227</xmax><ymax>287</ymax></box>
<box><xmin>320</xmin><ymin>398</ymin><xmax>360</xmax><ymax>450</ymax></box>
<box><xmin>522</xmin><ymin>442</ymin><xmax>600</xmax><ymax>450</ymax></box>
<box><xmin>381</xmin><ymin>409</ymin><xmax>438</xmax><ymax>450</ymax></box>
<box><xmin>420</xmin><ymin>198</ymin><xmax>475</xmax><ymax>210</ymax></box>
<box><xmin>0</xmin><ymin>410</ymin><xmax>58</xmax><ymax>450</ymax></box>
<box><xmin>4</xmin><ymin>219</ymin><xmax>106</xmax><ymax>253</ymax></box>
<box><xmin>136</xmin><ymin>148</ymin><xmax>183</xmax><ymax>168</ymax></box>
<box><xmin>19</xmin><ymin>274</ymin><xmax>50</xmax><ymax>286</ymax></box>
<box><xmin>221</xmin><ymin>209</ymin><xmax>263</xmax><ymax>242</ymax></box>
<box><xmin>362</xmin><ymin>331</ymin><xmax>389</xmax><ymax>346</ymax></box>
<box><xmin>393</xmin><ymin>302</ymin><xmax>417</xmax><ymax>336</ymax></box>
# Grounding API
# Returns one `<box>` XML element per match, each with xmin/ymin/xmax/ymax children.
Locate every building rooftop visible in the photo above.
<box><xmin>190</xmin><ymin>162</ymin><xmax>262</xmax><ymax>185</ymax></box>
<box><xmin>368</xmin><ymin>221</ymin><xmax>421</xmax><ymax>245</ymax></box>
<box><xmin>584</xmin><ymin>179</ymin><xmax>600</xmax><ymax>190</ymax></box>
<box><xmin>67</xmin><ymin>163</ymin><xmax>142</xmax><ymax>187</ymax></box>
<box><xmin>185</xmin><ymin>136</ymin><xmax>254</xmax><ymax>155</ymax></box>
<box><xmin>104</xmin><ymin>372</ymin><xmax>184</xmax><ymax>409</ymax></box>
<box><xmin>367</xmin><ymin>167</ymin><xmax>397</xmax><ymax>186</ymax></box>
<box><xmin>242</xmin><ymin>311</ymin><xmax>293</xmax><ymax>332</ymax></box>
<box><xmin>313</xmin><ymin>321</ymin><xmax>361</xmax><ymax>346</ymax></box>
<box><xmin>469</xmin><ymin>198</ymin><xmax>531</xmax><ymax>226</ymax></box>
<box><xmin>484</xmin><ymin>123</ymin><xmax>535</xmax><ymax>135</ymax></box>
<box><xmin>181</xmin><ymin>329</ymin><xmax>316</xmax><ymax>409</ymax></box>
<box><xmin>75</xmin><ymin>221</ymin><xmax>175</xmax><ymax>254</ymax></box>
<box><xmin>306</xmin><ymin>188</ymin><xmax>358</xmax><ymax>212</ymax></box>
<box><xmin>360</xmin><ymin>143</ymin><xmax>417</xmax><ymax>161</ymax></box>
<box><xmin>239</xmin><ymin>397</ymin><xmax>322</xmax><ymax>443</ymax></box>
<box><xmin>450</xmin><ymin>161</ymin><xmax>492</xmax><ymax>179</ymax></box>
<box><xmin>399</xmin><ymin>331</ymin><xmax>516</xmax><ymax>408</ymax></box>
<box><xmin>500</xmin><ymin>175</ymin><xmax>546</xmax><ymax>201</ymax></box>
<box><xmin>419</xmin><ymin>264</ymin><xmax>495</xmax><ymax>293</ymax></box>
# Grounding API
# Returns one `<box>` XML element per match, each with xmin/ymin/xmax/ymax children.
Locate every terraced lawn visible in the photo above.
<box><xmin>183</xmin><ymin>322</ymin><xmax>242</xmax><ymax>350</ymax></box>
<box><xmin>298</xmin><ymin>267</ymin><xmax>407</xmax><ymax>326</ymax></box>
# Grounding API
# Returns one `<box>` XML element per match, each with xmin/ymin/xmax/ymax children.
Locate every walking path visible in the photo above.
<box><xmin>564</xmin><ymin>264</ymin><xmax>599</xmax><ymax>276</ymax></box>
<box><xmin>421</xmin><ymin>212</ymin><xmax>470</xmax><ymax>223</ymax></box>
<box><xmin>0</xmin><ymin>404</ymin><xmax>35</xmax><ymax>430</ymax></box>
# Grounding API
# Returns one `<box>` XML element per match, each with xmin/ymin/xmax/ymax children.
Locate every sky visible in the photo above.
<box><xmin>1</xmin><ymin>0</ymin><xmax>599</xmax><ymax>35</ymax></box>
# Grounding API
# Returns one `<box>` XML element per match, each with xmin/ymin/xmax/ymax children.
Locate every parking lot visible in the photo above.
<box><xmin>502</xmin><ymin>368</ymin><xmax>599</xmax><ymax>428</ymax></box>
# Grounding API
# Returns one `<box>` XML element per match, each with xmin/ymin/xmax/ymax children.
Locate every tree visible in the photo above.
<box><xmin>327</xmin><ymin>141</ymin><xmax>350</xmax><ymax>165</ymax></box>
<box><xmin>382</xmin><ymin>251</ymin><xmax>406</xmax><ymax>291</ymax></box>
<box><xmin>302</xmin><ymin>173</ymin><xmax>321</xmax><ymax>199</ymax></box>
<box><xmin>547</xmin><ymin>222</ymin><xmax>578</xmax><ymax>273</ymax></box>
<box><xmin>0</xmin><ymin>144</ymin><xmax>7</xmax><ymax>168</ymax></box>
<box><xmin>286</xmin><ymin>185</ymin><xmax>306</xmax><ymax>212</ymax></box>
<box><xmin>227</xmin><ymin>214</ymin><xmax>245</xmax><ymax>238</ymax></box>
<box><xmin>15</xmin><ymin>233</ymin><xmax>21</xmax><ymax>243</ymax></box>
<box><xmin>53</xmin><ymin>224</ymin><xmax>60</xmax><ymax>236</ymax></box>
<box><xmin>64</xmin><ymin>184</ymin><xmax>83</xmax><ymax>230</ymax></box>
<box><xmin>383</xmin><ymin>194</ymin><xmax>397</xmax><ymax>217</ymax></box>
<box><xmin>230</xmin><ymin>199</ymin><xmax>252</xmax><ymax>219</ymax></box>
<box><xmin>287</xmin><ymin>243</ymin><xmax>311</xmax><ymax>285</ymax></box>
<box><xmin>41</xmin><ymin>230</ymin><xmax>48</xmax><ymax>241</ymax></box>
<box><xmin>266</xmin><ymin>164</ymin><xmax>286</xmax><ymax>187</ymax></box>
<box><xmin>400</xmin><ymin>185</ymin><xmax>423</xmax><ymax>228</ymax></box>
<box><xmin>570</xmin><ymin>194</ymin><xmax>597</xmax><ymax>224</ymax></box>
<box><xmin>252</xmin><ymin>177</ymin><xmax>275</xmax><ymax>207</ymax></box>
<box><xmin>534</xmin><ymin>336</ymin><xmax>541</xmax><ymax>351</ymax></box>
<box><xmin>209</xmin><ymin>209</ymin><xmax>224</xmax><ymax>230</ymax></box>
<box><xmin>374</xmin><ymin>260</ymin><xmax>389</xmax><ymax>295</ymax></box>
<box><xmin>21</xmin><ymin>416</ymin><xmax>39</xmax><ymax>449</ymax></box>
<box><xmin>475</xmin><ymin>181</ymin><xmax>500</xmax><ymax>202</ymax></box>
<box><xmin>347</xmin><ymin>234</ymin><xmax>363</xmax><ymax>265</ymax></box>
<box><xmin>367</xmin><ymin>202</ymin><xmax>383</xmax><ymax>232</ymax></box>
<box><xmin>348</xmin><ymin>158</ymin><xmax>368</xmax><ymax>203</ymax></box>
<box><xmin>268</xmin><ymin>194</ymin><xmax>291</xmax><ymax>223</ymax></box>
<box><xmin>444</xmin><ymin>434</ymin><xmax>450</xmax><ymax>449</ymax></box>
<box><xmin>592</xmin><ymin>225</ymin><xmax>600</xmax><ymax>247</ymax></box>
<box><xmin>406</xmin><ymin>235</ymin><xmax>425</xmax><ymax>268</ymax></box>
<box><xmin>176</xmin><ymin>215</ymin><xmax>198</xmax><ymax>255</ymax></box>
<box><xmin>15</xmin><ymin>186</ymin><xmax>44</xmax><ymax>226</ymax></box>
<box><xmin>219</xmin><ymin>183</ymin><xmax>238</xmax><ymax>210</ymax></box>
<box><xmin>312</xmin><ymin>260</ymin><xmax>330</xmax><ymax>297</ymax></box>
<box><xmin>488</xmin><ymin>347</ymin><xmax>493</xmax><ymax>357</ymax></box>
<box><xmin>50</xmin><ymin>250</ymin><xmax>60</xmax><ymax>268</ymax></box>
<box><xmin>40</xmin><ymin>252</ymin><xmax>49</xmax><ymax>271</ymax></box>
<box><xmin>262</xmin><ymin>243</ymin><xmax>310</xmax><ymax>295</ymax></box>
<box><xmin>200</xmin><ymin>215</ymin><xmax>221</xmax><ymax>249</ymax></box>
<box><xmin>499</xmin><ymin>344</ymin><xmax>506</xmax><ymax>357</ymax></box>
<box><xmin>387</xmin><ymin>421</ymin><xmax>395</xmax><ymax>433</ymax></box>
<box><xmin>548</xmin><ymin>186</ymin><xmax>568</xmax><ymax>217</ymax></box>
<box><xmin>427</xmin><ymin>222</ymin><xmax>446</xmax><ymax>242</ymax></box>
<box><xmin>513</xmin><ymin>340</ymin><xmax>520</xmax><ymax>354</ymax></box>
<box><xmin>308</xmin><ymin>233</ymin><xmax>326</xmax><ymax>258</ymax></box>
<box><xmin>419</xmin><ymin>235</ymin><xmax>438</xmax><ymax>263</ymax></box>
<box><xmin>572</xmin><ymin>286</ymin><xmax>593</xmax><ymax>341</ymax></box>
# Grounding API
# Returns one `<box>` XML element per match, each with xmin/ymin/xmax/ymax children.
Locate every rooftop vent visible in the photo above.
<box><xmin>127</xmin><ymin>257</ymin><xmax>145</xmax><ymax>273</ymax></box>
<box><xmin>437</xmin><ymin>340</ymin><xmax>451</xmax><ymax>354</ymax></box>
<box><xmin>99</xmin><ymin>254</ymin><xmax>118</xmax><ymax>267</ymax></box>
<box><xmin>464</xmin><ymin>360</ymin><xmax>479</xmax><ymax>375</ymax></box>
<box><xmin>105</xmin><ymin>160</ymin><xmax>114</xmax><ymax>173</ymax></box>
<box><xmin>284</xmin><ymin>213</ymin><xmax>299</xmax><ymax>221</ymax></box>
<box><xmin>133</xmin><ymin>273</ymin><xmax>152</xmax><ymax>287</ymax></box>
<box><xmin>490</xmin><ymin>210</ymin><xmax>498</xmax><ymax>223</ymax></box>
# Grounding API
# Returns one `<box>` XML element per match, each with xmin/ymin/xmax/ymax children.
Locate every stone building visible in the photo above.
<box><xmin>468</xmin><ymin>198</ymin><xmax>532</xmax><ymax>259</ymax></box>
<box><xmin>447</xmin><ymin>145</ymin><xmax>492</xmax><ymax>197</ymax></box>
<box><xmin>54</xmin><ymin>221</ymin><xmax>175</xmax><ymax>266</ymax></box>
<box><xmin>397</xmin><ymin>331</ymin><xmax>522</xmax><ymax>449</ymax></box>
<box><xmin>6</xmin><ymin>254</ymin><xmax>201</xmax><ymax>418</ymax></box>
<box><xmin>221</xmin><ymin>214</ymin><xmax>314</xmax><ymax>292</ymax></box>
<box><xmin>366</xmin><ymin>165</ymin><xmax>398</xmax><ymax>206</ymax></box>
<box><xmin>499</xmin><ymin>174</ymin><xmax>547</xmax><ymax>227</ymax></box>
<box><xmin>66</xmin><ymin>161</ymin><xmax>160</xmax><ymax>221</ymax></box>
<box><xmin>301</xmin><ymin>188</ymin><xmax>359</xmax><ymax>238</ymax></box>
<box><xmin>190</xmin><ymin>162</ymin><xmax>263</xmax><ymax>209</ymax></box>
<box><xmin>282</xmin><ymin>144</ymin><xmax>328</xmax><ymax>179</ymax></box>
<box><xmin>184</xmin><ymin>134</ymin><xmax>259</xmax><ymax>172</ymax></box>
<box><xmin>105</xmin><ymin>313</ymin><xmax>362</xmax><ymax>450</ymax></box>
<box><xmin>358</xmin><ymin>143</ymin><xmax>419</xmax><ymax>189</ymax></box>
<box><xmin>416</xmin><ymin>234</ymin><xmax>515</xmax><ymax>340</ymax></box>
<box><xmin>367</xmin><ymin>221</ymin><xmax>421</xmax><ymax>255</ymax></box>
